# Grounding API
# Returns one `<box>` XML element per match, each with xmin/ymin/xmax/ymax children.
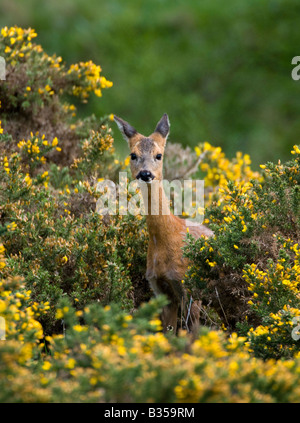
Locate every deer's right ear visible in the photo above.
<box><xmin>114</xmin><ymin>116</ymin><xmax>137</xmax><ymax>142</ymax></box>
<box><xmin>154</xmin><ymin>113</ymin><xmax>170</xmax><ymax>139</ymax></box>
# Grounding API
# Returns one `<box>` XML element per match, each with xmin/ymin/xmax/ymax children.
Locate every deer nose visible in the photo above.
<box><xmin>137</xmin><ymin>170</ymin><xmax>154</xmax><ymax>182</ymax></box>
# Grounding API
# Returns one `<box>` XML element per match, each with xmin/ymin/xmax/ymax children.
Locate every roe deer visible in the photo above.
<box><xmin>114</xmin><ymin>114</ymin><xmax>213</xmax><ymax>335</ymax></box>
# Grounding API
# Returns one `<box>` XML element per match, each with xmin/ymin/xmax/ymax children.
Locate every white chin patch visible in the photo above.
<box><xmin>138</xmin><ymin>178</ymin><xmax>154</xmax><ymax>184</ymax></box>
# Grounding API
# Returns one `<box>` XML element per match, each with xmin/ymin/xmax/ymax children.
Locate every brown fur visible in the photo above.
<box><xmin>114</xmin><ymin>114</ymin><xmax>213</xmax><ymax>335</ymax></box>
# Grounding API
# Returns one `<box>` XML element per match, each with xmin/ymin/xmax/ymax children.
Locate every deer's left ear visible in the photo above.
<box><xmin>114</xmin><ymin>115</ymin><xmax>137</xmax><ymax>142</ymax></box>
<box><xmin>154</xmin><ymin>113</ymin><xmax>170</xmax><ymax>139</ymax></box>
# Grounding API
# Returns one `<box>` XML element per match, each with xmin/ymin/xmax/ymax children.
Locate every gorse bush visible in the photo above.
<box><xmin>3</xmin><ymin>278</ymin><xmax>300</xmax><ymax>403</ymax></box>
<box><xmin>184</xmin><ymin>145</ymin><xmax>300</xmax><ymax>360</ymax></box>
<box><xmin>0</xmin><ymin>26</ymin><xmax>112</xmax><ymax>167</ymax></box>
<box><xmin>0</xmin><ymin>27</ymin><xmax>149</xmax><ymax>336</ymax></box>
<box><xmin>1</xmin><ymin>27</ymin><xmax>300</xmax><ymax>402</ymax></box>
<box><xmin>0</xmin><ymin>26</ymin><xmax>112</xmax><ymax>107</ymax></box>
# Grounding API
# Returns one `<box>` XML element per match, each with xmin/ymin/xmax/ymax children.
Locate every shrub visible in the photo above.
<box><xmin>3</xmin><ymin>281</ymin><xmax>300</xmax><ymax>403</ymax></box>
<box><xmin>184</xmin><ymin>144</ymin><xmax>300</xmax><ymax>359</ymax></box>
<box><xmin>0</xmin><ymin>27</ymin><xmax>149</xmax><ymax>336</ymax></box>
<box><xmin>0</xmin><ymin>26</ymin><xmax>112</xmax><ymax>167</ymax></box>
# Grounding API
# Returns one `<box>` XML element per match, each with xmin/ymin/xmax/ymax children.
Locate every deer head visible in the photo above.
<box><xmin>114</xmin><ymin>114</ymin><xmax>170</xmax><ymax>183</ymax></box>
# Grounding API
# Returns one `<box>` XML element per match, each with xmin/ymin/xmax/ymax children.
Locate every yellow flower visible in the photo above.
<box><xmin>52</xmin><ymin>137</ymin><xmax>58</xmax><ymax>147</ymax></box>
<box><xmin>65</xmin><ymin>358</ymin><xmax>76</xmax><ymax>369</ymax></box>
<box><xmin>7</xmin><ymin>222</ymin><xmax>17</xmax><ymax>231</ymax></box>
<box><xmin>24</xmin><ymin>174</ymin><xmax>32</xmax><ymax>187</ymax></box>
<box><xmin>73</xmin><ymin>324</ymin><xmax>87</xmax><ymax>332</ymax></box>
<box><xmin>90</xmin><ymin>377</ymin><xmax>98</xmax><ymax>386</ymax></box>
<box><xmin>123</xmin><ymin>156</ymin><xmax>130</xmax><ymax>167</ymax></box>
<box><xmin>291</xmin><ymin>145</ymin><xmax>300</xmax><ymax>155</ymax></box>
<box><xmin>195</xmin><ymin>146</ymin><xmax>201</xmax><ymax>156</ymax></box>
<box><xmin>42</xmin><ymin>361</ymin><xmax>52</xmax><ymax>371</ymax></box>
<box><xmin>56</xmin><ymin>309</ymin><xmax>63</xmax><ymax>319</ymax></box>
<box><xmin>40</xmin><ymin>377</ymin><xmax>49</xmax><ymax>386</ymax></box>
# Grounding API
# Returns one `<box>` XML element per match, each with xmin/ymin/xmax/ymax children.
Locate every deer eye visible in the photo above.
<box><xmin>130</xmin><ymin>153</ymin><xmax>137</xmax><ymax>160</ymax></box>
<box><xmin>156</xmin><ymin>154</ymin><xmax>162</xmax><ymax>160</ymax></box>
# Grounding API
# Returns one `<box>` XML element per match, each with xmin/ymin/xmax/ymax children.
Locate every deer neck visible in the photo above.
<box><xmin>140</xmin><ymin>179</ymin><xmax>175</xmax><ymax>239</ymax></box>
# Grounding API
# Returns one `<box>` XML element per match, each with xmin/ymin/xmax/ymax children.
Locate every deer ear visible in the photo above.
<box><xmin>154</xmin><ymin>113</ymin><xmax>170</xmax><ymax>139</ymax></box>
<box><xmin>114</xmin><ymin>116</ymin><xmax>137</xmax><ymax>142</ymax></box>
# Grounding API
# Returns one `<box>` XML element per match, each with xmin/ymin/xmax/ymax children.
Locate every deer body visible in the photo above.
<box><xmin>114</xmin><ymin>114</ymin><xmax>213</xmax><ymax>334</ymax></box>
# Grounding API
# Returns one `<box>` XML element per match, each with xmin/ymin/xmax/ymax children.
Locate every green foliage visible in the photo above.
<box><xmin>184</xmin><ymin>146</ymin><xmax>300</xmax><ymax>360</ymax></box>
<box><xmin>0</xmin><ymin>27</ymin><xmax>148</xmax><ymax>335</ymax></box>
<box><xmin>4</xmin><ymin>281</ymin><xmax>300</xmax><ymax>403</ymax></box>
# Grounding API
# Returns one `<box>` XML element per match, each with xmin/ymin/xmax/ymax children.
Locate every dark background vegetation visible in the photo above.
<box><xmin>1</xmin><ymin>0</ymin><xmax>300</xmax><ymax>167</ymax></box>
